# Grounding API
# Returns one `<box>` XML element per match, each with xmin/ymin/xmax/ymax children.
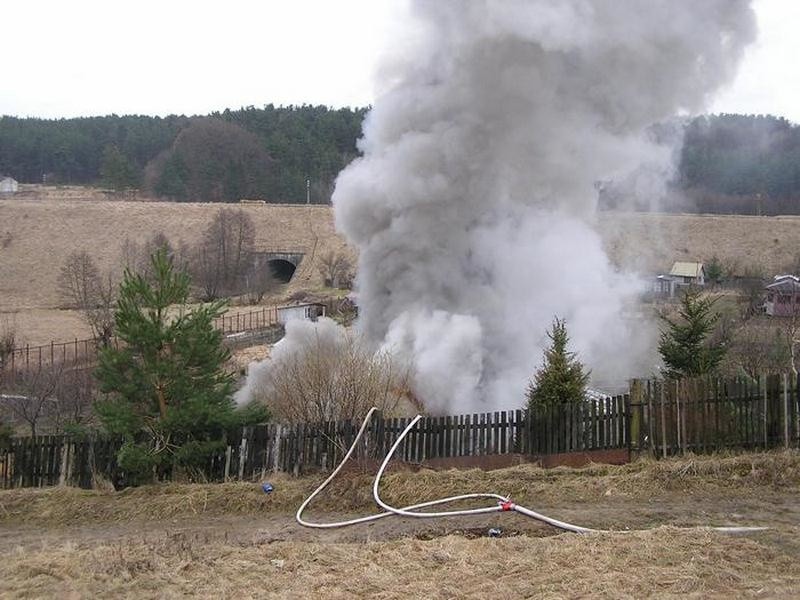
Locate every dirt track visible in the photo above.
<box><xmin>4</xmin><ymin>454</ymin><xmax>800</xmax><ymax>597</ymax></box>
<box><xmin>3</xmin><ymin>491</ymin><xmax>798</xmax><ymax>551</ymax></box>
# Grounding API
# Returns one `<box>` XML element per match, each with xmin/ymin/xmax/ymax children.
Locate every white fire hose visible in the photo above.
<box><xmin>296</xmin><ymin>407</ymin><xmax>766</xmax><ymax>534</ymax></box>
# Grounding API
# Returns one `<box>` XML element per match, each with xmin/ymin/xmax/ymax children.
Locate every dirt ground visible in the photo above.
<box><xmin>2</xmin><ymin>452</ymin><xmax>800</xmax><ymax>598</ymax></box>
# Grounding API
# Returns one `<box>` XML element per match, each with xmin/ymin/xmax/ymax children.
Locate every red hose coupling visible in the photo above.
<box><xmin>500</xmin><ymin>501</ymin><xmax>514</xmax><ymax>511</ymax></box>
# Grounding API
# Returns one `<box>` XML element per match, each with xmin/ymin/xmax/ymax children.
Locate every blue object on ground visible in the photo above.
<box><xmin>262</xmin><ymin>482</ymin><xmax>274</xmax><ymax>494</ymax></box>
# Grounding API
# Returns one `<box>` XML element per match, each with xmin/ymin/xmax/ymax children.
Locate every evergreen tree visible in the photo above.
<box><xmin>94</xmin><ymin>249</ymin><xmax>237</xmax><ymax>482</ymax></box>
<box><xmin>526</xmin><ymin>318</ymin><xmax>590</xmax><ymax>409</ymax></box>
<box><xmin>100</xmin><ymin>145</ymin><xmax>140</xmax><ymax>190</ymax></box>
<box><xmin>658</xmin><ymin>287</ymin><xmax>727</xmax><ymax>379</ymax></box>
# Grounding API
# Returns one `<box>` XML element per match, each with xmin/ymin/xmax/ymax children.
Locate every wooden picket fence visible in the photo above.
<box><xmin>5</xmin><ymin>373</ymin><xmax>800</xmax><ymax>490</ymax></box>
<box><xmin>0</xmin><ymin>435</ymin><xmax>122</xmax><ymax>489</ymax></box>
<box><xmin>1</xmin><ymin>398</ymin><xmax>630</xmax><ymax>490</ymax></box>
<box><xmin>628</xmin><ymin>374</ymin><xmax>800</xmax><ymax>457</ymax></box>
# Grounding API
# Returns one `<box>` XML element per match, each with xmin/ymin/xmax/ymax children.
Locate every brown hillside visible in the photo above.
<box><xmin>599</xmin><ymin>212</ymin><xmax>800</xmax><ymax>276</ymax></box>
<box><xmin>0</xmin><ymin>197</ymin><xmax>352</xmax><ymax>311</ymax></box>
<box><xmin>1</xmin><ymin>195</ymin><xmax>797</xmax><ymax>316</ymax></box>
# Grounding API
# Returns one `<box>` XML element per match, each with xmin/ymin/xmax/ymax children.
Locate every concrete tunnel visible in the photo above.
<box><xmin>268</xmin><ymin>258</ymin><xmax>297</xmax><ymax>283</ymax></box>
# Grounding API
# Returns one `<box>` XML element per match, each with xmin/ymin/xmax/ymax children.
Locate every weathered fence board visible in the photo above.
<box><xmin>13</xmin><ymin>370</ymin><xmax>794</xmax><ymax>491</ymax></box>
<box><xmin>1</xmin><ymin>396</ymin><xmax>631</xmax><ymax>490</ymax></box>
<box><xmin>628</xmin><ymin>374</ymin><xmax>800</xmax><ymax>456</ymax></box>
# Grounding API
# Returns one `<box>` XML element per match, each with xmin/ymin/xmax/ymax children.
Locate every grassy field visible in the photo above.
<box><xmin>2</xmin><ymin>452</ymin><xmax>800</xmax><ymax>598</ymax></box>
<box><xmin>0</xmin><ymin>195</ymin><xmax>354</xmax><ymax>344</ymax></box>
<box><xmin>2</xmin><ymin>190</ymin><xmax>798</xmax><ymax>344</ymax></box>
<box><xmin>600</xmin><ymin>211</ymin><xmax>800</xmax><ymax>277</ymax></box>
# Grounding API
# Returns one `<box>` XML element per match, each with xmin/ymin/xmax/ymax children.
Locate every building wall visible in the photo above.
<box><xmin>276</xmin><ymin>303</ymin><xmax>325</xmax><ymax>325</ymax></box>
<box><xmin>766</xmin><ymin>293</ymin><xmax>800</xmax><ymax>317</ymax></box>
<box><xmin>0</xmin><ymin>178</ymin><xmax>18</xmax><ymax>193</ymax></box>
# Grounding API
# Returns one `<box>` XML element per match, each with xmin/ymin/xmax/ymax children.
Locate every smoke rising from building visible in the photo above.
<box><xmin>330</xmin><ymin>1</ymin><xmax>756</xmax><ymax>413</ymax></box>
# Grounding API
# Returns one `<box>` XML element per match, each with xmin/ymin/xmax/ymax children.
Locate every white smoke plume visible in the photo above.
<box><xmin>330</xmin><ymin>1</ymin><xmax>756</xmax><ymax>413</ymax></box>
<box><xmin>233</xmin><ymin>317</ymin><xmax>345</xmax><ymax>408</ymax></box>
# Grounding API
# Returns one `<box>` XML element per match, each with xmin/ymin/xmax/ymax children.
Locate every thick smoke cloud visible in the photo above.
<box><xmin>330</xmin><ymin>1</ymin><xmax>756</xmax><ymax>414</ymax></box>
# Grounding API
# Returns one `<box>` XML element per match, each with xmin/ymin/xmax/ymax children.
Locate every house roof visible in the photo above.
<box><xmin>669</xmin><ymin>262</ymin><xmax>704</xmax><ymax>278</ymax></box>
<box><xmin>766</xmin><ymin>275</ymin><xmax>800</xmax><ymax>294</ymax></box>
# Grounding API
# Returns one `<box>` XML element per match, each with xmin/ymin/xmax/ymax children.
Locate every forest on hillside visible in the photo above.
<box><xmin>0</xmin><ymin>105</ymin><xmax>365</xmax><ymax>204</ymax></box>
<box><xmin>1</xmin><ymin>109</ymin><xmax>799</xmax><ymax>212</ymax></box>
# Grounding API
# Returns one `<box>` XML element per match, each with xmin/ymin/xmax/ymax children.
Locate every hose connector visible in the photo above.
<box><xmin>500</xmin><ymin>500</ymin><xmax>514</xmax><ymax>511</ymax></box>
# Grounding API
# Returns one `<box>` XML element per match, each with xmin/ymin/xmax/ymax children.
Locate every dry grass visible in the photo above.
<box><xmin>599</xmin><ymin>211</ymin><xmax>800</xmax><ymax>275</ymax></box>
<box><xmin>0</xmin><ymin>196</ymin><xmax>353</xmax><ymax>313</ymax></box>
<box><xmin>2</xmin><ymin>451</ymin><xmax>799</xmax><ymax>526</ymax></box>
<box><xmin>3</xmin><ymin>451</ymin><xmax>800</xmax><ymax>597</ymax></box>
<box><xmin>2</xmin><ymin>191</ymin><xmax>799</xmax><ymax>342</ymax></box>
<box><xmin>2</xmin><ymin>527</ymin><xmax>799</xmax><ymax>598</ymax></box>
<box><xmin>0</xmin><ymin>307</ymin><xmax>91</xmax><ymax>346</ymax></box>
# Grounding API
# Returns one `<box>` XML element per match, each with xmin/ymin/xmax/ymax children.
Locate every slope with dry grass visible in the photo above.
<box><xmin>3</xmin><ymin>195</ymin><xmax>798</xmax><ymax>313</ymax></box>
<box><xmin>0</xmin><ymin>198</ymin><xmax>351</xmax><ymax>310</ymax></box>
<box><xmin>598</xmin><ymin>211</ymin><xmax>800</xmax><ymax>276</ymax></box>
<box><xmin>3</xmin><ymin>193</ymin><xmax>800</xmax><ymax>344</ymax></box>
<box><xmin>3</xmin><ymin>528</ymin><xmax>799</xmax><ymax>599</ymax></box>
<box><xmin>3</xmin><ymin>452</ymin><xmax>800</xmax><ymax>598</ymax></box>
<box><xmin>2</xmin><ymin>451</ymin><xmax>799</xmax><ymax>526</ymax></box>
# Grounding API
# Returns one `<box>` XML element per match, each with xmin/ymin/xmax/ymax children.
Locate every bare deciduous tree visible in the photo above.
<box><xmin>120</xmin><ymin>232</ymin><xmax>186</xmax><ymax>282</ymax></box>
<box><xmin>58</xmin><ymin>251</ymin><xmax>117</xmax><ymax>343</ymax></box>
<box><xmin>2</xmin><ymin>363</ymin><xmax>96</xmax><ymax>436</ymax></box>
<box><xmin>49</xmin><ymin>367</ymin><xmax>96</xmax><ymax>433</ymax></box>
<box><xmin>4</xmin><ymin>363</ymin><xmax>64</xmax><ymax>437</ymax></box>
<box><xmin>242</xmin><ymin>256</ymin><xmax>277</xmax><ymax>304</ymax></box>
<box><xmin>0</xmin><ymin>317</ymin><xmax>16</xmax><ymax>371</ymax></box>
<box><xmin>726</xmin><ymin>321</ymin><xmax>788</xmax><ymax>379</ymax></box>
<box><xmin>58</xmin><ymin>251</ymin><xmax>101</xmax><ymax>310</ymax></box>
<box><xmin>780</xmin><ymin>285</ymin><xmax>800</xmax><ymax>376</ymax></box>
<box><xmin>317</xmin><ymin>250</ymin><xmax>353</xmax><ymax>289</ymax></box>
<box><xmin>87</xmin><ymin>272</ymin><xmax>117</xmax><ymax>346</ymax></box>
<box><xmin>192</xmin><ymin>209</ymin><xmax>256</xmax><ymax>300</ymax></box>
<box><xmin>251</xmin><ymin>328</ymin><xmax>411</xmax><ymax>423</ymax></box>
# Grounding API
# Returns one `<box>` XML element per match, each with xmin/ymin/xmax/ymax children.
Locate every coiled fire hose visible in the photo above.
<box><xmin>296</xmin><ymin>407</ymin><xmax>766</xmax><ymax>534</ymax></box>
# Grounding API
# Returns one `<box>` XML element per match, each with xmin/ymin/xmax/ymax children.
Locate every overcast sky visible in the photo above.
<box><xmin>1</xmin><ymin>0</ymin><xmax>799</xmax><ymax>123</ymax></box>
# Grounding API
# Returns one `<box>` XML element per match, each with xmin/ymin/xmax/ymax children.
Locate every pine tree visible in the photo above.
<box><xmin>101</xmin><ymin>145</ymin><xmax>140</xmax><ymax>190</ymax></box>
<box><xmin>658</xmin><ymin>287</ymin><xmax>726</xmax><ymax>379</ymax></box>
<box><xmin>94</xmin><ymin>249</ymin><xmax>236</xmax><ymax>482</ymax></box>
<box><xmin>526</xmin><ymin>318</ymin><xmax>590</xmax><ymax>409</ymax></box>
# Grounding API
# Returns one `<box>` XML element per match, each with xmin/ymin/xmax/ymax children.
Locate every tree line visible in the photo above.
<box><xmin>0</xmin><ymin>104</ymin><xmax>366</xmax><ymax>203</ymax></box>
<box><xmin>677</xmin><ymin>113</ymin><xmax>800</xmax><ymax>214</ymax></box>
<box><xmin>598</xmin><ymin>113</ymin><xmax>800</xmax><ymax>215</ymax></box>
<box><xmin>2</xmin><ymin>108</ymin><xmax>800</xmax><ymax>210</ymax></box>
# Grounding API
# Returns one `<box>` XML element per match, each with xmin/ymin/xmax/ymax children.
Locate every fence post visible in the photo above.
<box><xmin>659</xmin><ymin>381</ymin><xmax>667</xmax><ymax>458</ymax></box>
<box><xmin>58</xmin><ymin>439</ymin><xmax>69</xmax><ymax>486</ymax></box>
<box><xmin>763</xmin><ymin>375</ymin><xmax>769</xmax><ymax>448</ymax></box>
<box><xmin>674</xmin><ymin>380</ymin><xmax>682</xmax><ymax>455</ymax></box>
<box><xmin>223</xmin><ymin>446</ymin><xmax>232</xmax><ymax>481</ymax></box>
<box><xmin>238</xmin><ymin>433</ymin><xmax>248</xmax><ymax>480</ymax></box>
<box><xmin>629</xmin><ymin>380</ymin><xmax>642</xmax><ymax>453</ymax></box>
<box><xmin>66</xmin><ymin>440</ymin><xmax>75</xmax><ymax>486</ymax></box>
<box><xmin>783</xmin><ymin>374</ymin><xmax>790</xmax><ymax>448</ymax></box>
<box><xmin>272</xmin><ymin>425</ymin><xmax>283</xmax><ymax>473</ymax></box>
<box><xmin>796</xmin><ymin>373</ymin><xmax>800</xmax><ymax>448</ymax></box>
